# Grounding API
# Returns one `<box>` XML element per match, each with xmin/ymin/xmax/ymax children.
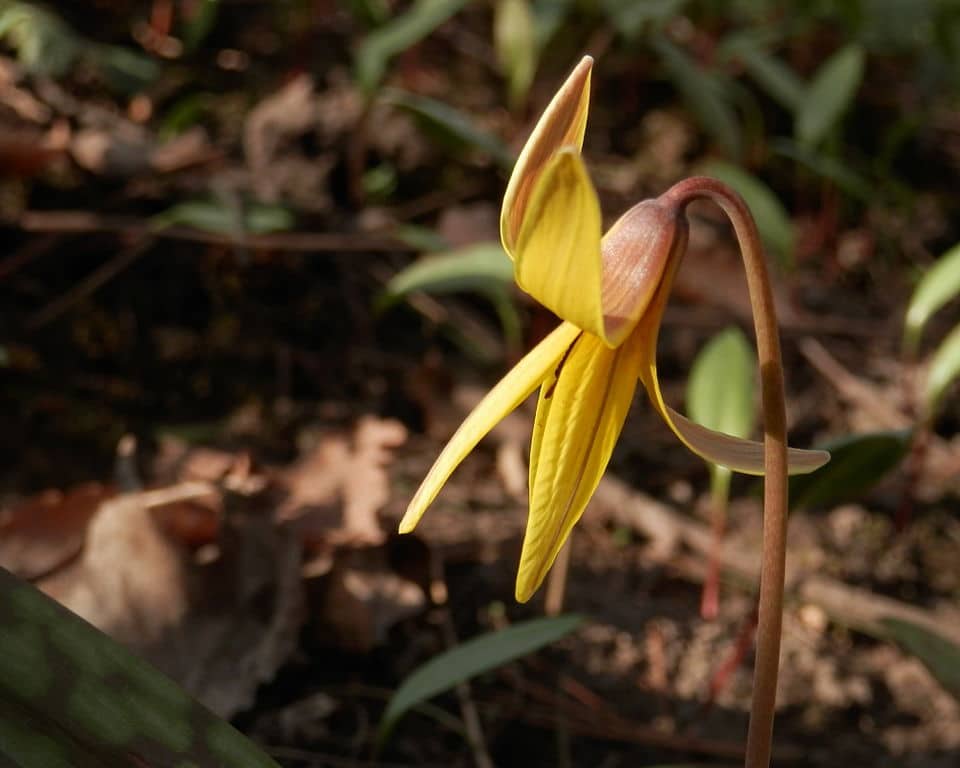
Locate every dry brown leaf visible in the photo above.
<box><xmin>0</xmin><ymin>482</ymin><xmax>113</xmax><ymax>579</ymax></box>
<box><xmin>37</xmin><ymin>481</ymin><xmax>303</xmax><ymax>718</ymax></box>
<box><xmin>279</xmin><ymin>416</ymin><xmax>408</xmax><ymax>545</ymax></box>
<box><xmin>38</xmin><ymin>487</ymin><xmax>198</xmax><ymax>646</ymax></box>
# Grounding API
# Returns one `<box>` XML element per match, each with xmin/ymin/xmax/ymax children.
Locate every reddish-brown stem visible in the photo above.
<box><xmin>663</xmin><ymin>177</ymin><xmax>789</xmax><ymax>768</ymax></box>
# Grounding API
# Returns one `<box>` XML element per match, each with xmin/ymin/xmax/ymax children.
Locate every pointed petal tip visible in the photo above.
<box><xmin>397</xmin><ymin>510</ymin><xmax>418</xmax><ymax>534</ymax></box>
<box><xmin>514</xmin><ymin>575</ymin><xmax>538</xmax><ymax>604</ymax></box>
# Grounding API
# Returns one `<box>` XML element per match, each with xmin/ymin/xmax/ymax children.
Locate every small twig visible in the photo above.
<box><xmin>799</xmin><ymin>337</ymin><xmax>909</xmax><ymax>429</ymax></box>
<box><xmin>438</xmin><ymin>608</ymin><xmax>495</xmax><ymax>768</ymax></box>
<box><xmin>26</xmin><ymin>239</ymin><xmax>152</xmax><ymax>329</ymax></box>
<box><xmin>704</xmin><ymin>607</ymin><xmax>759</xmax><ymax>710</ymax></box>
<box><xmin>17</xmin><ymin>211</ymin><xmax>409</xmax><ymax>253</ymax></box>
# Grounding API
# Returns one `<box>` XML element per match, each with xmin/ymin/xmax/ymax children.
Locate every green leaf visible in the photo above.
<box><xmin>494</xmin><ymin>0</ymin><xmax>537</xmax><ymax>110</ymax></box>
<box><xmin>924</xmin><ymin>322</ymin><xmax>960</xmax><ymax>415</ymax></box>
<box><xmin>652</xmin><ymin>38</ymin><xmax>741</xmax><ymax>157</ymax></box>
<box><xmin>699</xmin><ymin>160</ymin><xmax>794</xmax><ymax>266</ymax></box>
<box><xmin>355</xmin><ymin>0</ymin><xmax>469</xmax><ymax>96</ymax></box>
<box><xmin>393</xmin><ymin>224</ymin><xmax>450</xmax><ymax>252</ymax></box>
<box><xmin>382</xmin><ymin>89</ymin><xmax>514</xmax><ymax>169</ymax></box>
<box><xmin>904</xmin><ymin>242</ymin><xmax>960</xmax><ymax>352</ymax></box>
<box><xmin>771</xmin><ymin>138</ymin><xmax>873</xmax><ymax>200</ymax></box>
<box><xmin>531</xmin><ymin>0</ymin><xmax>575</xmax><ymax>48</ymax></box>
<box><xmin>0</xmin><ymin>1</ymin><xmax>80</xmax><ymax>76</ymax></box>
<box><xmin>788</xmin><ymin>430</ymin><xmax>912</xmax><ymax>510</ymax></box>
<box><xmin>0</xmin><ymin>567</ymin><xmax>281</xmax><ymax>767</ymax></box>
<box><xmin>880</xmin><ymin>618</ymin><xmax>960</xmax><ymax>701</ymax></box>
<box><xmin>378</xmin><ymin>614</ymin><xmax>584</xmax><ymax>742</ymax></box>
<box><xmin>180</xmin><ymin>0</ymin><xmax>220</xmax><ymax>52</ymax></box>
<box><xmin>151</xmin><ymin>200</ymin><xmax>295</xmax><ymax>235</ymax></box>
<box><xmin>382</xmin><ymin>241</ymin><xmax>515</xmax><ymax>303</ymax></box>
<box><xmin>90</xmin><ymin>45</ymin><xmax>160</xmax><ymax>94</ymax></box>
<box><xmin>721</xmin><ymin>35</ymin><xmax>805</xmax><ymax>112</ymax></box>
<box><xmin>686</xmin><ymin>326</ymin><xmax>756</xmax><ymax>441</ymax></box>
<box><xmin>795</xmin><ymin>44</ymin><xmax>865</xmax><ymax>146</ymax></box>
<box><xmin>600</xmin><ymin>0</ymin><xmax>689</xmax><ymax>40</ymax></box>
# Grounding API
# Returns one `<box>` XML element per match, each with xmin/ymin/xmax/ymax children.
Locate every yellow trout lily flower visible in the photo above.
<box><xmin>399</xmin><ymin>56</ymin><xmax>829</xmax><ymax>603</ymax></box>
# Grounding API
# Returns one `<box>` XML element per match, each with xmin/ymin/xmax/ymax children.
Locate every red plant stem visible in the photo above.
<box><xmin>663</xmin><ymin>177</ymin><xmax>790</xmax><ymax>768</ymax></box>
<box><xmin>705</xmin><ymin>607</ymin><xmax>759</xmax><ymax>708</ymax></box>
<box><xmin>700</xmin><ymin>476</ymin><xmax>729</xmax><ymax>621</ymax></box>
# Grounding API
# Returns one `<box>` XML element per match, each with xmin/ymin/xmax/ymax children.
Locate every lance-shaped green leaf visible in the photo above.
<box><xmin>772</xmin><ymin>138</ymin><xmax>872</xmax><ymax>201</ymax></box>
<box><xmin>652</xmin><ymin>37</ymin><xmax>741</xmax><ymax>158</ymax></box>
<box><xmin>686</xmin><ymin>327</ymin><xmax>755</xmax><ymax>618</ymax></box>
<box><xmin>600</xmin><ymin>0</ymin><xmax>689</xmax><ymax>41</ymax></box>
<box><xmin>904</xmin><ymin>242</ymin><xmax>960</xmax><ymax>353</ymax></box>
<box><xmin>0</xmin><ymin>566</ymin><xmax>281</xmax><ymax>767</ymax></box>
<box><xmin>699</xmin><ymin>161</ymin><xmax>794</xmax><ymax>267</ymax></box>
<box><xmin>0</xmin><ymin>1</ymin><xmax>79</xmax><ymax>76</ymax></box>
<box><xmin>151</xmin><ymin>199</ymin><xmax>295</xmax><ymax>235</ymax></box>
<box><xmin>379</xmin><ymin>242</ymin><xmax>519</xmax><ymax>344</ymax></box>
<box><xmin>378</xmin><ymin>614</ymin><xmax>584</xmax><ymax>743</ymax></box>
<box><xmin>381</xmin><ymin>89</ymin><xmax>514</xmax><ymax>169</ymax></box>
<box><xmin>788</xmin><ymin>430</ymin><xmax>912</xmax><ymax>511</ymax></box>
<box><xmin>355</xmin><ymin>0</ymin><xmax>469</xmax><ymax>95</ymax></box>
<box><xmin>381</xmin><ymin>242</ymin><xmax>515</xmax><ymax>303</ymax></box>
<box><xmin>687</xmin><ymin>327</ymin><xmax>756</xmax><ymax>445</ymax></box>
<box><xmin>924</xmin><ymin>321</ymin><xmax>960</xmax><ymax>416</ymax></box>
<box><xmin>880</xmin><ymin>618</ymin><xmax>960</xmax><ymax>701</ymax></box>
<box><xmin>494</xmin><ymin>0</ymin><xmax>537</xmax><ymax>110</ymax></box>
<box><xmin>795</xmin><ymin>44</ymin><xmax>865</xmax><ymax>146</ymax></box>
<box><xmin>720</xmin><ymin>34</ymin><xmax>805</xmax><ymax>112</ymax></box>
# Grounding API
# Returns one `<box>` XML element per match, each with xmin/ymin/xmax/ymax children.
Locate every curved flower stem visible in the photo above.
<box><xmin>663</xmin><ymin>176</ymin><xmax>789</xmax><ymax>768</ymax></box>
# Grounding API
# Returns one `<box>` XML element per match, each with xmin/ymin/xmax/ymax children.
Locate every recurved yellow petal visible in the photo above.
<box><xmin>634</xmin><ymin>275</ymin><xmax>830</xmax><ymax>475</ymax></box>
<box><xmin>399</xmin><ymin>322</ymin><xmax>581</xmax><ymax>534</ymax></box>
<box><xmin>501</xmin><ymin>56</ymin><xmax>593</xmax><ymax>253</ymax></box>
<box><xmin>517</xmin><ymin>330</ymin><xmax>645</xmax><ymax>603</ymax></box>
<box><xmin>514</xmin><ymin>148</ymin><xmax>606</xmax><ymax>341</ymax></box>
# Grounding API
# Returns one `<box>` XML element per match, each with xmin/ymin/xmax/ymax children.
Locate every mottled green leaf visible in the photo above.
<box><xmin>699</xmin><ymin>160</ymin><xmax>794</xmax><ymax>266</ymax></box>
<box><xmin>653</xmin><ymin>38</ymin><xmax>741</xmax><ymax>157</ymax></box>
<box><xmin>924</xmin><ymin>322</ymin><xmax>960</xmax><ymax>415</ymax></box>
<box><xmin>880</xmin><ymin>618</ymin><xmax>960</xmax><ymax>701</ymax></box>
<box><xmin>379</xmin><ymin>614</ymin><xmax>584</xmax><ymax>742</ymax></box>
<box><xmin>788</xmin><ymin>430</ymin><xmax>912</xmax><ymax>510</ymax></box>
<box><xmin>795</xmin><ymin>44</ymin><xmax>865</xmax><ymax>146</ymax></box>
<box><xmin>904</xmin><ymin>242</ymin><xmax>960</xmax><ymax>352</ymax></box>
<box><xmin>382</xmin><ymin>89</ymin><xmax>514</xmax><ymax>169</ymax></box>
<box><xmin>355</xmin><ymin>0</ymin><xmax>469</xmax><ymax>95</ymax></box>
<box><xmin>0</xmin><ymin>567</ymin><xmax>281</xmax><ymax>767</ymax></box>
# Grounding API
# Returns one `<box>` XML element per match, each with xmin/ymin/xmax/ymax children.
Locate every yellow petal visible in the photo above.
<box><xmin>514</xmin><ymin>148</ymin><xmax>606</xmax><ymax>341</ymax></box>
<box><xmin>516</xmin><ymin>330</ymin><xmax>645</xmax><ymax>602</ymax></box>
<box><xmin>399</xmin><ymin>322</ymin><xmax>581</xmax><ymax>534</ymax></box>
<box><xmin>501</xmin><ymin>56</ymin><xmax>593</xmax><ymax>254</ymax></box>
<box><xmin>634</xmin><ymin>271</ymin><xmax>830</xmax><ymax>475</ymax></box>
